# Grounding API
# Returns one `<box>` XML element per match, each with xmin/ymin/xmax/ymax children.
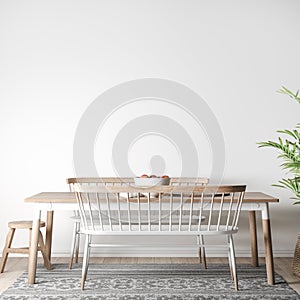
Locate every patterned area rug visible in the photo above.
<box><xmin>1</xmin><ymin>263</ymin><xmax>299</xmax><ymax>299</ymax></box>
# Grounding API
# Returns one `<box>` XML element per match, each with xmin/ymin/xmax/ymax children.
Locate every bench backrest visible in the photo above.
<box><xmin>73</xmin><ymin>184</ymin><xmax>246</xmax><ymax>234</ymax></box>
<box><xmin>67</xmin><ymin>177</ymin><xmax>134</xmax><ymax>188</ymax></box>
<box><xmin>67</xmin><ymin>177</ymin><xmax>209</xmax><ymax>187</ymax></box>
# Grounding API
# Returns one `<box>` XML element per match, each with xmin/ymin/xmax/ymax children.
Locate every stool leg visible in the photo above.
<box><xmin>0</xmin><ymin>228</ymin><xmax>16</xmax><ymax>273</ymax></box>
<box><xmin>38</xmin><ymin>231</ymin><xmax>51</xmax><ymax>270</ymax></box>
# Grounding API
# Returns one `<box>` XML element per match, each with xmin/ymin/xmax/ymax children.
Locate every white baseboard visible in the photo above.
<box><xmin>1</xmin><ymin>248</ymin><xmax>294</xmax><ymax>258</ymax></box>
<box><xmin>40</xmin><ymin>248</ymin><xmax>296</xmax><ymax>258</ymax></box>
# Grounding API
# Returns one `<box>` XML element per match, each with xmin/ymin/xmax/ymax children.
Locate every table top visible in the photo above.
<box><xmin>25</xmin><ymin>191</ymin><xmax>279</xmax><ymax>203</ymax></box>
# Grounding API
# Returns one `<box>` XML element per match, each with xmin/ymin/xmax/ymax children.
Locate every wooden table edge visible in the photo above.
<box><xmin>24</xmin><ymin>191</ymin><xmax>279</xmax><ymax>203</ymax></box>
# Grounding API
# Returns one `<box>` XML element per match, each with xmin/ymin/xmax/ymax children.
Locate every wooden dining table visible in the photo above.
<box><xmin>25</xmin><ymin>191</ymin><xmax>279</xmax><ymax>285</ymax></box>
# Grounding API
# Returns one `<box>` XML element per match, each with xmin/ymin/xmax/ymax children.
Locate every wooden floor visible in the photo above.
<box><xmin>0</xmin><ymin>257</ymin><xmax>300</xmax><ymax>295</ymax></box>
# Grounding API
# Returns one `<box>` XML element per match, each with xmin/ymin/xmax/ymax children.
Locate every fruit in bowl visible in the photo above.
<box><xmin>134</xmin><ymin>174</ymin><xmax>170</xmax><ymax>187</ymax></box>
<box><xmin>134</xmin><ymin>175</ymin><xmax>170</xmax><ymax>197</ymax></box>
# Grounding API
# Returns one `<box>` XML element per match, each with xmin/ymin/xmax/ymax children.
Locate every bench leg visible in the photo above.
<box><xmin>197</xmin><ymin>235</ymin><xmax>207</xmax><ymax>269</ymax></box>
<box><xmin>69</xmin><ymin>221</ymin><xmax>80</xmax><ymax>269</ymax></box>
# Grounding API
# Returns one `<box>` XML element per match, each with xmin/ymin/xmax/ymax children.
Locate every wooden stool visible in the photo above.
<box><xmin>0</xmin><ymin>220</ymin><xmax>51</xmax><ymax>273</ymax></box>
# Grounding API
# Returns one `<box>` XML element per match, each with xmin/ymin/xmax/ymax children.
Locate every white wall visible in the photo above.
<box><xmin>0</xmin><ymin>0</ymin><xmax>300</xmax><ymax>257</ymax></box>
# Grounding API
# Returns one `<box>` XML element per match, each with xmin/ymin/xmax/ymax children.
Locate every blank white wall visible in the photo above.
<box><xmin>0</xmin><ymin>0</ymin><xmax>300</xmax><ymax>256</ymax></box>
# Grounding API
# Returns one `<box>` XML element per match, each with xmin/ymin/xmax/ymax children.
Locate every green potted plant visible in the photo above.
<box><xmin>258</xmin><ymin>86</ymin><xmax>300</xmax><ymax>276</ymax></box>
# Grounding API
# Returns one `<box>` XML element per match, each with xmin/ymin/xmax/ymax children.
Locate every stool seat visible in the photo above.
<box><xmin>0</xmin><ymin>220</ymin><xmax>51</xmax><ymax>273</ymax></box>
<box><xmin>8</xmin><ymin>221</ymin><xmax>46</xmax><ymax>229</ymax></box>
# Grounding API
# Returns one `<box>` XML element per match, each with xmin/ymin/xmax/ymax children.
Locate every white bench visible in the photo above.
<box><xmin>72</xmin><ymin>183</ymin><xmax>246</xmax><ymax>290</ymax></box>
<box><xmin>67</xmin><ymin>177</ymin><xmax>209</xmax><ymax>268</ymax></box>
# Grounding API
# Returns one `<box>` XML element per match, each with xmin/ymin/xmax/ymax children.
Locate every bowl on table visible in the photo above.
<box><xmin>134</xmin><ymin>176</ymin><xmax>170</xmax><ymax>197</ymax></box>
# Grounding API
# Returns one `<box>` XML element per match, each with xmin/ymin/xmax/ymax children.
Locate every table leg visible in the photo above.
<box><xmin>249</xmin><ymin>211</ymin><xmax>259</xmax><ymax>267</ymax></box>
<box><xmin>261</xmin><ymin>203</ymin><xmax>275</xmax><ymax>285</ymax></box>
<box><xmin>45</xmin><ymin>211</ymin><xmax>54</xmax><ymax>263</ymax></box>
<box><xmin>28</xmin><ymin>209</ymin><xmax>41</xmax><ymax>284</ymax></box>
